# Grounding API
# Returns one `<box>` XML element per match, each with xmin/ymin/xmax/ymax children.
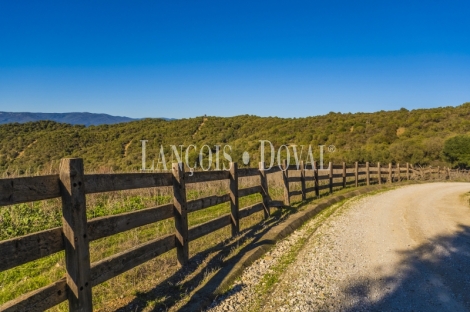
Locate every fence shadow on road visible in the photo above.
<box><xmin>115</xmin><ymin>204</ymin><xmax>300</xmax><ymax>312</ymax></box>
<box><xmin>323</xmin><ymin>225</ymin><xmax>470</xmax><ymax>311</ymax></box>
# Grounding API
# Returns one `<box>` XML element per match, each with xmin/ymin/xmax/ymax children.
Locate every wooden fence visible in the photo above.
<box><xmin>0</xmin><ymin>159</ymin><xmax>441</xmax><ymax>311</ymax></box>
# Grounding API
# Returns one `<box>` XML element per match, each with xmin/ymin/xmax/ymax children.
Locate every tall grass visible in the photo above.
<box><xmin>0</xmin><ymin>169</ymin><xmax>287</xmax><ymax>311</ymax></box>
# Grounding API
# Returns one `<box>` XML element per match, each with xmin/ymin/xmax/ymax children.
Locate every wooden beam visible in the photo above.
<box><xmin>87</xmin><ymin>203</ymin><xmax>174</xmax><ymax>241</ymax></box>
<box><xmin>0</xmin><ymin>278</ymin><xmax>67</xmax><ymax>312</ymax></box>
<box><xmin>84</xmin><ymin>173</ymin><xmax>172</xmax><ymax>194</ymax></box>
<box><xmin>259</xmin><ymin>162</ymin><xmax>270</xmax><ymax>218</ymax></box>
<box><xmin>269</xmin><ymin>200</ymin><xmax>284</xmax><ymax>207</ymax></box>
<box><xmin>90</xmin><ymin>234</ymin><xmax>175</xmax><ymax>286</ymax></box>
<box><xmin>59</xmin><ymin>158</ymin><xmax>92</xmax><ymax>311</ymax></box>
<box><xmin>332</xmin><ymin>182</ymin><xmax>343</xmax><ymax>188</ymax></box>
<box><xmin>229</xmin><ymin>162</ymin><xmax>239</xmax><ymax>236</ymax></box>
<box><xmin>287</xmin><ymin>176</ymin><xmax>302</xmax><ymax>182</ymax></box>
<box><xmin>289</xmin><ymin>190</ymin><xmax>302</xmax><ymax>196</ymax></box>
<box><xmin>314</xmin><ymin>160</ymin><xmax>319</xmax><ymax>197</ymax></box>
<box><xmin>329</xmin><ymin>162</ymin><xmax>333</xmax><ymax>193</ymax></box>
<box><xmin>397</xmin><ymin>163</ymin><xmax>400</xmax><ymax>182</ymax></box>
<box><xmin>354</xmin><ymin>162</ymin><xmax>359</xmax><ymax>187</ymax></box>
<box><xmin>378</xmin><ymin>162</ymin><xmax>382</xmax><ymax>185</ymax></box>
<box><xmin>185</xmin><ymin>171</ymin><xmax>230</xmax><ymax>183</ymax></box>
<box><xmin>305</xmin><ymin>186</ymin><xmax>316</xmax><ymax>194</ymax></box>
<box><xmin>188</xmin><ymin>214</ymin><xmax>231</xmax><ymax>241</ymax></box>
<box><xmin>186</xmin><ymin>194</ymin><xmax>230</xmax><ymax>213</ymax></box>
<box><xmin>239</xmin><ymin>202</ymin><xmax>264</xmax><ymax>218</ymax></box>
<box><xmin>238</xmin><ymin>185</ymin><xmax>262</xmax><ymax>198</ymax></box>
<box><xmin>300</xmin><ymin>161</ymin><xmax>306</xmax><ymax>200</ymax></box>
<box><xmin>366</xmin><ymin>162</ymin><xmax>370</xmax><ymax>185</ymax></box>
<box><xmin>282</xmin><ymin>159</ymin><xmax>290</xmax><ymax>206</ymax></box>
<box><xmin>0</xmin><ymin>227</ymin><xmax>64</xmax><ymax>272</ymax></box>
<box><xmin>172</xmin><ymin>163</ymin><xmax>189</xmax><ymax>266</ymax></box>
<box><xmin>0</xmin><ymin>175</ymin><xmax>60</xmax><ymax>207</ymax></box>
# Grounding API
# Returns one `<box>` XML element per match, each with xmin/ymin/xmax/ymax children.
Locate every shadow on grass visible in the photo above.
<box><xmin>115</xmin><ymin>204</ymin><xmax>301</xmax><ymax>312</ymax></box>
<box><xmin>115</xmin><ymin>186</ymin><xmax>383</xmax><ymax>311</ymax></box>
<box><xmin>317</xmin><ymin>224</ymin><xmax>470</xmax><ymax>312</ymax></box>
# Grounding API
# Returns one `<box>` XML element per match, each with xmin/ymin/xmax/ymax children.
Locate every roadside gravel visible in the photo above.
<box><xmin>206</xmin><ymin>182</ymin><xmax>470</xmax><ymax>312</ymax></box>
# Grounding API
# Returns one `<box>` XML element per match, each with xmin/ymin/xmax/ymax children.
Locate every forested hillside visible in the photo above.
<box><xmin>1</xmin><ymin>103</ymin><xmax>470</xmax><ymax>175</ymax></box>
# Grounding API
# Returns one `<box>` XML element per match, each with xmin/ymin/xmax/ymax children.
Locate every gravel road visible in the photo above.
<box><xmin>206</xmin><ymin>182</ymin><xmax>470</xmax><ymax>312</ymax></box>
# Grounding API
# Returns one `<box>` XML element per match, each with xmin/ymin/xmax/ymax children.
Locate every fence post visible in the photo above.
<box><xmin>354</xmin><ymin>161</ymin><xmax>359</xmax><ymax>187</ymax></box>
<box><xmin>366</xmin><ymin>162</ymin><xmax>370</xmax><ymax>185</ymax></box>
<box><xmin>172</xmin><ymin>162</ymin><xmax>189</xmax><ymax>266</ymax></box>
<box><xmin>437</xmin><ymin>166</ymin><xmax>440</xmax><ymax>179</ymax></box>
<box><xmin>329</xmin><ymin>161</ymin><xmax>333</xmax><ymax>193</ymax></box>
<box><xmin>259</xmin><ymin>162</ymin><xmax>270</xmax><ymax>218</ymax></box>
<box><xmin>406</xmin><ymin>163</ymin><xmax>410</xmax><ymax>180</ymax></box>
<box><xmin>342</xmin><ymin>162</ymin><xmax>346</xmax><ymax>188</ymax></box>
<box><xmin>397</xmin><ymin>163</ymin><xmax>400</xmax><ymax>182</ymax></box>
<box><xmin>229</xmin><ymin>162</ymin><xmax>239</xmax><ymax>236</ymax></box>
<box><xmin>59</xmin><ymin>158</ymin><xmax>92</xmax><ymax>311</ymax></box>
<box><xmin>300</xmin><ymin>160</ymin><xmax>306</xmax><ymax>200</ymax></box>
<box><xmin>282</xmin><ymin>159</ymin><xmax>290</xmax><ymax>206</ymax></box>
<box><xmin>313</xmin><ymin>160</ymin><xmax>319</xmax><ymax>197</ymax></box>
<box><xmin>388</xmin><ymin>163</ymin><xmax>392</xmax><ymax>183</ymax></box>
<box><xmin>378</xmin><ymin>162</ymin><xmax>381</xmax><ymax>184</ymax></box>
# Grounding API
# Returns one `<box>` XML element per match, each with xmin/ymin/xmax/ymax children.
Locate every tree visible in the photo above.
<box><xmin>442</xmin><ymin>135</ymin><xmax>470</xmax><ymax>168</ymax></box>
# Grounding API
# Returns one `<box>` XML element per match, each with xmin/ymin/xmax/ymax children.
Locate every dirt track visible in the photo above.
<box><xmin>208</xmin><ymin>182</ymin><xmax>470</xmax><ymax>311</ymax></box>
<box><xmin>265</xmin><ymin>182</ymin><xmax>470</xmax><ymax>311</ymax></box>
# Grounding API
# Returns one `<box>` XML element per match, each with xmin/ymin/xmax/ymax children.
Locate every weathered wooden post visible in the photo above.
<box><xmin>378</xmin><ymin>162</ymin><xmax>381</xmax><ymax>184</ymax></box>
<box><xmin>437</xmin><ymin>166</ymin><xmax>440</xmax><ymax>180</ymax></box>
<box><xmin>259</xmin><ymin>162</ymin><xmax>270</xmax><ymax>218</ymax></box>
<box><xmin>366</xmin><ymin>162</ymin><xmax>370</xmax><ymax>186</ymax></box>
<box><xmin>397</xmin><ymin>163</ymin><xmax>400</xmax><ymax>182</ymax></box>
<box><xmin>342</xmin><ymin>162</ymin><xmax>346</xmax><ymax>188</ymax></box>
<box><xmin>172</xmin><ymin>162</ymin><xmax>189</xmax><ymax>266</ymax></box>
<box><xmin>313</xmin><ymin>160</ymin><xmax>319</xmax><ymax>197</ymax></box>
<box><xmin>59</xmin><ymin>158</ymin><xmax>93</xmax><ymax>311</ymax></box>
<box><xmin>229</xmin><ymin>162</ymin><xmax>239</xmax><ymax>236</ymax></box>
<box><xmin>300</xmin><ymin>160</ymin><xmax>306</xmax><ymax>200</ymax></box>
<box><xmin>329</xmin><ymin>161</ymin><xmax>333</xmax><ymax>193</ymax></box>
<box><xmin>388</xmin><ymin>163</ymin><xmax>392</xmax><ymax>183</ymax></box>
<box><xmin>282</xmin><ymin>159</ymin><xmax>290</xmax><ymax>206</ymax></box>
<box><xmin>406</xmin><ymin>163</ymin><xmax>410</xmax><ymax>180</ymax></box>
<box><xmin>354</xmin><ymin>161</ymin><xmax>359</xmax><ymax>187</ymax></box>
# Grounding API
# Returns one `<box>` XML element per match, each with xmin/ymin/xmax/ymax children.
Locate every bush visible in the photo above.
<box><xmin>443</xmin><ymin>135</ymin><xmax>470</xmax><ymax>168</ymax></box>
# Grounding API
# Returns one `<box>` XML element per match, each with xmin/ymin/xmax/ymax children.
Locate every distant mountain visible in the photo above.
<box><xmin>0</xmin><ymin>112</ymin><xmax>174</xmax><ymax>126</ymax></box>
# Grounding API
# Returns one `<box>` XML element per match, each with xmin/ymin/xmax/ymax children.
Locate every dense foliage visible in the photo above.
<box><xmin>1</xmin><ymin>103</ymin><xmax>470</xmax><ymax>174</ymax></box>
<box><xmin>442</xmin><ymin>135</ymin><xmax>470</xmax><ymax>168</ymax></box>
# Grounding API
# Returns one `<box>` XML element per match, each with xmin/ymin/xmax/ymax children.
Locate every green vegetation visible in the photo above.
<box><xmin>1</xmin><ymin>103</ymin><xmax>470</xmax><ymax>174</ymax></box>
<box><xmin>0</xmin><ymin>181</ymin><xmax>270</xmax><ymax>310</ymax></box>
<box><xmin>443</xmin><ymin>135</ymin><xmax>470</xmax><ymax>168</ymax></box>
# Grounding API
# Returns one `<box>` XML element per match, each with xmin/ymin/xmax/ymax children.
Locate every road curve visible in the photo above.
<box><xmin>207</xmin><ymin>182</ymin><xmax>470</xmax><ymax>311</ymax></box>
<box><xmin>265</xmin><ymin>182</ymin><xmax>470</xmax><ymax>311</ymax></box>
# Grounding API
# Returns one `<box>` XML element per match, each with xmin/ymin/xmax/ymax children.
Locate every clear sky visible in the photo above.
<box><xmin>1</xmin><ymin>1</ymin><xmax>469</xmax><ymax>118</ymax></box>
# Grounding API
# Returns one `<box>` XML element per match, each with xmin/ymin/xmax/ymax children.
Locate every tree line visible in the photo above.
<box><xmin>1</xmin><ymin>103</ymin><xmax>470</xmax><ymax>175</ymax></box>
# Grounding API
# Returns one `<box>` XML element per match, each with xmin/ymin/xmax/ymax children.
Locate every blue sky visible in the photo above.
<box><xmin>1</xmin><ymin>1</ymin><xmax>469</xmax><ymax>118</ymax></box>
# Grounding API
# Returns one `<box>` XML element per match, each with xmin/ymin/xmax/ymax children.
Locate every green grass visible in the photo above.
<box><xmin>0</xmin><ymin>182</ymin><xmax>273</xmax><ymax>310</ymax></box>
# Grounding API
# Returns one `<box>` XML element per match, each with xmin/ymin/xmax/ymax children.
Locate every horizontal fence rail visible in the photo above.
<box><xmin>2</xmin><ymin>158</ymin><xmax>465</xmax><ymax>311</ymax></box>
